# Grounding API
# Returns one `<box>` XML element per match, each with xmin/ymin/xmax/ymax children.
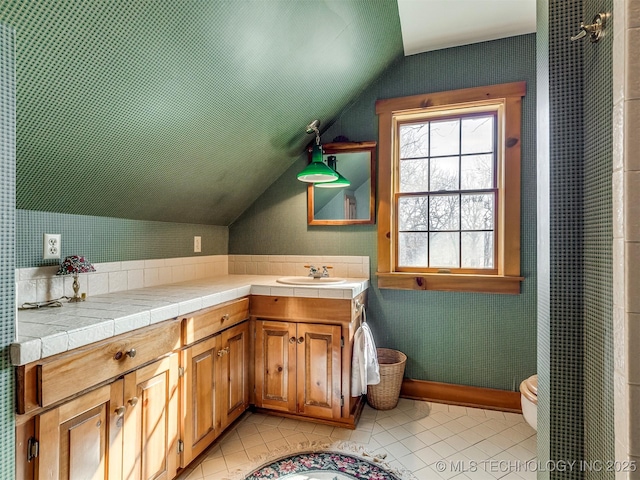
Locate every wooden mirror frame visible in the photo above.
<box><xmin>307</xmin><ymin>141</ymin><xmax>376</xmax><ymax>225</ymax></box>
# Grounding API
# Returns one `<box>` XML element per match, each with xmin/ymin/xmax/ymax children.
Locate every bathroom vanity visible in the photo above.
<box><xmin>15</xmin><ymin>319</ymin><xmax>183</xmax><ymax>479</ymax></box>
<box><xmin>251</xmin><ymin>293</ymin><xmax>366</xmax><ymax>427</ymax></box>
<box><xmin>12</xmin><ymin>274</ymin><xmax>368</xmax><ymax>479</ymax></box>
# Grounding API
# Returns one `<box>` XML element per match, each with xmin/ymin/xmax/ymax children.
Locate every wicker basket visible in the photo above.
<box><xmin>366</xmin><ymin>348</ymin><xmax>407</xmax><ymax>410</ymax></box>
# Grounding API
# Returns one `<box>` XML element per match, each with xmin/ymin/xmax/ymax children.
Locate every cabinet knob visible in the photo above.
<box><xmin>221</xmin><ymin>314</ymin><xmax>230</xmax><ymax>322</ymax></box>
<box><xmin>114</xmin><ymin>406</ymin><xmax>126</xmax><ymax>417</ymax></box>
<box><xmin>115</xmin><ymin>348</ymin><xmax>137</xmax><ymax>360</ymax></box>
<box><xmin>217</xmin><ymin>347</ymin><xmax>229</xmax><ymax>357</ymax></box>
<box><xmin>297</xmin><ymin>336</ymin><xmax>304</xmax><ymax>344</ymax></box>
<box><xmin>289</xmin><ymin>337</ymin><xmax>296</xmax><ymax>344</ymax></box>
<box><xmin>128</xmin><ymin>397</ymin><xmax>139</xmax><ymax>407</ymax></box>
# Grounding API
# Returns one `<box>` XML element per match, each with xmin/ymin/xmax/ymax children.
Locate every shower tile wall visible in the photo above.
<box><xmin>583</xmin><ymin>0</ymin><xmax>615</xmax><ymax>477</ymax></box>
<box><xmin>539</xmin><ymin>0</ymin><xmax>616</xmax><ymax>478</ymax></box>
<box><xmin>0</xmin><ymin>21</ymin><xmax>16</xmax><ymax>479</ymax></box>
<box><xmin>551</xmin><ymin>0</ymin><xmax>585</xmax><ymax>475</ymax></box>
<box><xmin>538</xmin><ymin>0</ymin><xmax>585</xmax><ymax>479</ymax></box>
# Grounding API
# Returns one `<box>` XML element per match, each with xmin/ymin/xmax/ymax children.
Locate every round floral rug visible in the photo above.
<box><xmin>243</xmin><ymin>452</ymin><xmax>402</xmax><ymax>480</ymax></box>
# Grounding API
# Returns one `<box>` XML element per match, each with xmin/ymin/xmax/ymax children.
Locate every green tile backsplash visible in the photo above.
<box><xmin>230</xmin><ymin>34</ymin><xmax>538</xmax><ymax>391</ymax></box>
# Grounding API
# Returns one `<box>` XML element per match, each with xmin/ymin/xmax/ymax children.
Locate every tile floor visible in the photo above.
<box><xmin>177</xmin><ymin>399</ymin><xmax>537</xmax><ymax>480</ymax></box>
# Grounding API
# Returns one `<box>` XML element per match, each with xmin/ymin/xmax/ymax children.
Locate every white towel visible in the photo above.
<box><xmin>351</xmin><ymin>309</ymin><xmax>380</xmax><ymax>396</ymax></box>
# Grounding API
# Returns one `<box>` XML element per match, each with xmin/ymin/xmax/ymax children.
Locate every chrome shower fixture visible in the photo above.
<box><xmin>570</xmin><ymin>12</ymin><xmax>608</xmax><ymax>43</ymax></box>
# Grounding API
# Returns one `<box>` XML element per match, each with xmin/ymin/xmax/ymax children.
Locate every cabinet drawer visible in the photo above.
<box><xmin>37</xmin><ymin>320</ymin><xmax>181</xmax><ymax>408</ymax></box>
<box><xmin>182</xmin><ymin>297</ymin><xmax>249</xmax><ymax>345</ymax></box>
<box><xmin>250</xmin><ymin>295</ymin><xmax>353</xmax><ymax>323</ymax></box>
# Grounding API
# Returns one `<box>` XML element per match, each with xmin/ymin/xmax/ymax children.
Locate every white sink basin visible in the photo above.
<box><xmin>276</xmin><ymin>276</ymin><xmax>346</xmax><ymax>285</ymax></box>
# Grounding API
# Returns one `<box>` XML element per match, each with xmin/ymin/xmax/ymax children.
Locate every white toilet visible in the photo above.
<box><xmin>520</xmin><ymin>374</ymin><xmax>538</xmax><ymax>431</ymax></box>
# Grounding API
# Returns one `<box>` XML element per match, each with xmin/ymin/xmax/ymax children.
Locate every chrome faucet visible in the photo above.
<box><xmin>306</xmin><ymin>265</ymin><xmax>331</xmax><ymax>278</ymax></box>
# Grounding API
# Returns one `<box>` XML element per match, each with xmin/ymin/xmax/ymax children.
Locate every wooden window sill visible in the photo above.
<box><xmin>376</xmin><ymin>272</ymin><xmax>523</xmax><ymax>294</ymax></box>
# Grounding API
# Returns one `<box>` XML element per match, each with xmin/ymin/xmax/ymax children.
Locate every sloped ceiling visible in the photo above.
<box><xmin>0</xmin><ymin>1</ymin><xmax>403</xmax><ymax>225</ymax></box>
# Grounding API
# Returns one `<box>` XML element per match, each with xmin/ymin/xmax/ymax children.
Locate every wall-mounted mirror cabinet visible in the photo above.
<box><xmin>307</xmin><ymin>141</ymin><xmax>376</xmax><ymax>225</ymax></box>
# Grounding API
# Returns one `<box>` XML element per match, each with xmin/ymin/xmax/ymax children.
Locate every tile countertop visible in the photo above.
<box><xmin>11</xmin><ymin>274</ymin><xmax>369</xmax><ymax>366</ymax></box>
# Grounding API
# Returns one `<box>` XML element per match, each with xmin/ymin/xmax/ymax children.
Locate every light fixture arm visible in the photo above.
<box><xmin>305</xmin><ymin>120</ymin><xmax>321</xmax><ymax>145</ymax></box>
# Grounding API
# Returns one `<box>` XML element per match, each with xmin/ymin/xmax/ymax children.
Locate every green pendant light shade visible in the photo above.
<box><xmin>297</xmin><ymin>120</ymin><xmax>339</xmax><ymax>183</ymax></box>
<box><xmin>315</xmin><ymin>155</ymin><xmax>350</xmax><ymax>188</ymax></box>
<box><xmin>297</xmin><ymin>143</ymin><xmax>339</xmax><ymax>183</ymax></box>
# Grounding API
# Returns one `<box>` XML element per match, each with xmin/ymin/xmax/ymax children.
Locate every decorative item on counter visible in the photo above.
<box><xmin>56</xmin><ymin>255</ymin><xmax>95</xmax><ymax>302</ymax></box>
<box><xmin>18</xmin><ymin>299</ymin><xmax>63</xmax><ymax>310</ymax></box>
<box><xmin>297</xmin><ymin>119</ymin><xmax>339</xmax><ymax>183</ymax></box>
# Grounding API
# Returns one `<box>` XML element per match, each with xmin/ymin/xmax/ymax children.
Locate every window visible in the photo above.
<box><xmin>375</xmin><ymin>82</ymin><xmax>525</xmax><ymax>294</ymax></box>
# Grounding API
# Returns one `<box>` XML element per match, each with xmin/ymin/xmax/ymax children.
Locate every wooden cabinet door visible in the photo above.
<box><xmin>36</xmin><ymin>382</ymin><xmax>123</xmax><ymax>480</ymax></box>
<box><xmin>218</xmin><ymin>321</ymin><xmax>249</xmax><ymax>430</ymax></box>
<box><xmin>180</xmin><ymin>335</ymin><xmax>220</xmax><ymax>468</ymax></box>
<box><xmin>123</xmin><ymin>354</ymin><xmax>179</xmax><ymax>480</ymax></box>
<box><xmin>254</xmin><ymin>320</ymin><xmax>297</xmax><ymax>413</ymax></box>
<box><xmin>296</xmin><ymin>323</ymin><xmax>342</xmax><ymax>420</ymax></box>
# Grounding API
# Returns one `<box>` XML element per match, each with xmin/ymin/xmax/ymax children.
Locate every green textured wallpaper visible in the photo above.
<box><xmin>230</xmin><ymin>34</ymin><xmax>538</xmax><ymax>391</ymax></box>
<box><xmin>0</xmin><ymin>21</ymin><xmax>16</xmax><ymax>479</ymax></box>
<box><xmin>0</xmin><ymin>0</ymin><xmax>402</xmax><ymax>226</ymax></box>
<box><xmin>16</xmin><ymin>210</ymin><xmax>229</xmax><ymax>268</ymax></box>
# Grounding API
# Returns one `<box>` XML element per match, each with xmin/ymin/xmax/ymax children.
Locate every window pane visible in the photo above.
<box><xmin>461</xmin><ymin>194</ymin><xmax>494</xmax><ymax>230</ymax></box>
<box><xmin>461</xmin><ymin>154</ymin><xmax>494</xmax><ymax>190</ymax></box>
<box><xmin>400</xmin><ymin>123</ymin><xmax>429</xmax><ymax>158</ymax></box>
<box><xmin>429</xmin><ymin>156</ymin><xmax>459</xmax><ymax>191</ymax></box>
<box><xmin>398</xmin><ymin>232</ymin><xmax>428</xmax><ymax>267</ymax></box>
<box><xmin>429</xmin><ymin>195</ymin><xmax>459</xmax><ymax>230</ymax></box>
<box><xmin>430</xmin><ymin>119</ymin><xmax>460</xmax><ymax>156</ymax></box>
<box><xmin>462</xmin><ymin>232</ymin><xmax>494</xmax><ymax>268</ymax></box>
<box><xmin>400</xmin><ymin>158</ymin><xmax>429</xmax><ymax>192</ymax></box>
<box><xmin>461</xmin><ymin>115</ymin><xmax>494</xmax><ymax>154</ymax></box>
<box><xmin>429</xmin><ymin>232</ymin><xmax>460</xmax><ymax>268</ymax></box>
<box><xmin>398</xmin><ymin>196</ymin><xmax>428</xmax><ymax>231</ymax></box>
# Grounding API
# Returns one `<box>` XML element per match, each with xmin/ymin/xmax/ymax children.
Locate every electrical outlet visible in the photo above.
<box><xmin>43</xmin><ymin>234</ymin><xmax>61</xmax><ymax>260</ymax></box>
<box><xmin>194</xmin><ymin>236</ymin><xmax>202</xmax><ymax>253</ymax></box>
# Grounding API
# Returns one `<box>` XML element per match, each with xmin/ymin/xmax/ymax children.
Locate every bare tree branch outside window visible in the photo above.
<box><xmin>397</xmin><ymin>114</ymin><xmax>496</xmax><ymax>269</ymax></box>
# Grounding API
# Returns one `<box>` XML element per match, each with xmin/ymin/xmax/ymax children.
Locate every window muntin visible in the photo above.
<box><xmin>395</xmin><ymin>110</ymin><xmax>499</xmax><ymax>272</ymax></box>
